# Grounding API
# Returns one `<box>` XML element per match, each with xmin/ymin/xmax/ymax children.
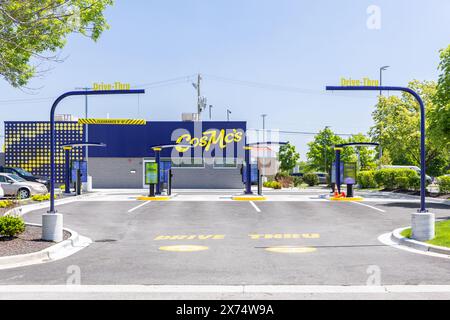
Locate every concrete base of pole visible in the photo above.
<box><xmin>411</xmin><ymin>212</ymin><xmax>435</xmax><ymax>241</ymax></box>
<box><xmin>42</xmin><ymin>214</ymin><xmax>64</xmax><ymax>243</ymax></box>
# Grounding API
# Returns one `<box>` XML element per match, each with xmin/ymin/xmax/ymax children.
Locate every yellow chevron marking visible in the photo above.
<box><xmin>78</xmin><ymin>119</ymin><xmax>146</xmax><ymax>125</ymax></box>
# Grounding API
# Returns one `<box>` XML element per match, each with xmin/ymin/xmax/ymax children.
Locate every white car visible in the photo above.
<box><xmin>0</xmin><ymin>184</ymin><xmax>4</xmax><ymax>198</ymax></box>
<box><xmin>0</xmin><ymin>173</ymin><xmax>48</xmax><ymax>199</ymax></box>
<box><xmin>381</xmin><ymin>165</ymin><xmax>433</xmax><ymax>184</ymax></box>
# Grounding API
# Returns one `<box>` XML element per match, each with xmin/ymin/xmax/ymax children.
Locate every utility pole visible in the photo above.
<box><xmin>379</xmin><ymin>66</ymin><xmax>389</xmax><ymax>96</ymax></box>
<box><xmin>196</xmin><ymin>74</ymin><xmax>201</xmax><ymax>115</ymax></box>
<box><xmin>324</xmin><ymin>126</ymin><xmax>331</xmax><ymax>173</ymax></box>
<box><xmin>261</xmin><ymin>114</ymin><xmax>268</xmax><ymax>179</ymax></box>
<box><xmin>192</xmin><ymin>74</ymin><xmax>206</xmax><ymax>119</ymax></box>
<box><xmin>227</xmin><ymin>109</ymin><xmax>232</xmax><ymax>121</ymax></box>
<box><xmin>261</xmin><ymin>114</ymin><xmax>267</xmax><ymax>134</ymax></box>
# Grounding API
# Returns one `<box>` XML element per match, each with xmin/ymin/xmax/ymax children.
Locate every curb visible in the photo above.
<box><xmin>391</xmin><ymin>227</ymin><xmax>450</xmax><ymax>256</ymax></box>
<box><xmin>329</xmin><ymin>197</ymin><xmax>364</xmax><ymax>201</ymax></box>
<box><xmin>2</xmin><ymin>192</ymin><xmax>97</xmax><ymax>218</ymax></box>
<box><xmin>136</xmin><ymin>196</ymin><xmax>171</xmax><ymax>201</ymax></box>
<box><xmin>358</xmin><ymin>190</ymin><xmax>450</xmax><ymax>205</ymax></box>
<box><xmin>232</xmin><ymin>196</ymin><xmax>267</xmax><ymax>201</ymax></box>
<box><xmin>0</xmin><ymin>223</ymin><xmax>92</xmax><ymax>270</ymax></box>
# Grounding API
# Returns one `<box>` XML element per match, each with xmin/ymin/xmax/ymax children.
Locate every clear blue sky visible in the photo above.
<box><xmin>1</xmin><ymin>0</ymin><xmax>449</xmax><ymax>157</ymax></box>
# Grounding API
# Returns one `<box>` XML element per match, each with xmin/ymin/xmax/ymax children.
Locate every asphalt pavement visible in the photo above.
<box><xmin>0</xmin><ymin>191</ymin><xmax>449</xmax><ymax>289</ymax></box>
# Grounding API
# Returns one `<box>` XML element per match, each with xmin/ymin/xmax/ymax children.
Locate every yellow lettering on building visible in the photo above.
<box><xmin>175</xmin><ymin>129</ymin><xmax>243</xmax><ymax>152</ymax></box>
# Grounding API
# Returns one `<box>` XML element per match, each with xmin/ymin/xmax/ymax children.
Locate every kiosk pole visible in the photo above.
<box><xmin>63</xmin><ymin>147</ymin><xmax>72</xmax><ymax>194</ymax></box>
<box><xmin>168</xmin><ymin>169</ymin><xmax>173</xmax><ymax>196</ymax></box>
<box><xmin>154</xmin><ymin>148</ymin><xmax>162</xmax><ymax>195</ymax></box>
<box><xmin>258</xmin><ymin>168</ymin><xmax>262</xmax><ymax>196</ymax></box>
<box><xmin>244</xmin><ymin>146</ymin><xmax>253</xmax><ymax>195</ymax></box>
<box><xmin>335</xmin><ymin>148</ymin><xmax>342</xmax><ymax>194</ymax></box>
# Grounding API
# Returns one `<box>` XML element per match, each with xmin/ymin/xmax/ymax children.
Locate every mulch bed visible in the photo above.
<box><xmin>0</xmin><ymin>225</ymin><xmax>71</xmax><ymax>257</ymax></box>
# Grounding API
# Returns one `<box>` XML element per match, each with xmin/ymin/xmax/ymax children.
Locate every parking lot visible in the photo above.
<box><xmin>0</xmin><ymin>190</ymin><xmax>449</xmax><ymax>288</ymax></box>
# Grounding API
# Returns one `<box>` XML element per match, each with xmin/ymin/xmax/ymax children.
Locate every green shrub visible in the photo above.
<box><xmin>409</xmin><ymin>175</ymin><xmax>421</xmax><ymax>191</ymax></box>
<box><xmin>263</xmin><ymin>181</ymin><xmax>282</xmax><ymax>189</ymax></box>
<box><xmin>0</xmin><ymin>200</ymin><xmax>14</xmax><ymax>208</ymax></box>
<box><xmin>374</xmin><ymin>169</ymin><xmax>397</xmax><ymax>189</ymax></box>
<box><xmin>303</xmin><ymin>173</ymin><xmax>319</xmax><ymax>186</ymax></box>
<box><xmin>438</xmin><ymin>176</ymin><xmax>450</xmax><ymax>193</ymax></box>
<box><xmin>395</xmin><ymin>176</ymin><xmax>410</xmax><ymax>190</ymax></box>
<box><xmin>31</xmin><ymin>194</ymin><xmax>56</xmax><ymax>202</ymax></box>
<box><xmin>374</xmin><ymin>168</ymin><xmax>419</xmax><ymax>190</ymax></box>
<box><xmin>275</xmin><ymin>172</ymin><xmax>290</xmax><ymax>180</ymax></box>
<box><xmin>357</xmin><ymin>171</ymin><xmax>378</xmax><ymax>189</ymax></box>
<box><xmin>275</xmin><ymin>172</ymin><xmax>294</xmax><ymax>188</ymax></box>
<box><xmin>0</xmin><ymin>215</ymin><xmax>26</xmax><ymax>237</ymax></box>
<box><xmin>293</xmin><ymin>176</ymin><xmax>303</xmax><ymax>187</ymax></box>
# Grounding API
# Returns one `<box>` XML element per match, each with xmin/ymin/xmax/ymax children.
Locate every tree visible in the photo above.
<box><xmin>430</xmin><ymin>45</ymin><xmax>450</xmax><ymax>164</ymax></box>
<box><xmin>0</xmin><ymin>0</ymin><xmax>113</xmax><ymax>87</ymax></box>
<box><xmin>369</xmin><ymin>80</ymin><xmax>448</xmax><ymax>176</ymax></box>
<box><xmin>297</xmin><ymin>161</ymin><xmax>315</xmax><ymax>173</ymax></box>
<box><xmin>278</xmin><ymin>142</ymin><xmax>300</xmax><ymax>173</ymax></box>
<box><xmin>306</xmin><ymin>127</ymin><xmax>355</xmax><ymax>173</ymax></box>
<box><xmin>346</xmin><ymin>133</ymin><xmax>378</xmax><ymax>170</ymax></box>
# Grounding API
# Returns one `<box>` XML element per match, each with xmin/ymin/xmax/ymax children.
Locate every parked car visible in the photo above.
<box><xmin>381</xmin><ymin>165</ymin><xmax>433</xmax><ymax>184</ymax></box>
<box><xmin>0</xmin><ymin>173</ymin><xmax>48</xmax><ymax>199</ymax></box>
<box><xmin>0</xmin><ymin>184</ymin><xmax>4</xmax><ymax>199</ymax></box>
<box><xmin>314</xmin><ymin>172</ymin><xmax>328</xmax><ymax>185</ymax></box>
<box><xmin>291</xmin><ymin>172</ymin><xmax>328</xmax><ymax>185</ymax></box>
<box><xmin>291</xmin><ymin>173</ymin><xmax>304</xmax><ymax>178</ymax></box>
<box><xmin>0</xmin><ymin>166</ymin><xmax>50</xmax><ymax>189</ymax></box>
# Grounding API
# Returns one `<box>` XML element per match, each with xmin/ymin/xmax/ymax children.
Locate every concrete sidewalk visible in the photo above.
<box><xmin>2</xmin><ymin>285</ymin><xmax>450</xmax><ymax>300</ymax></box>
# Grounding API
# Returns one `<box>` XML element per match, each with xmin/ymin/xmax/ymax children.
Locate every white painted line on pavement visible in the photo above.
<box><xmin>1</xmin><ymin>285</ymin><xmax>450</xmax><ymax>294</ymax></box>
<box><xmin>128</xmin><ymin>201</ymin><xmax>151</xmax><ymax>213</ymax></box>
<box><xmin>350</xmin><ymin>201</ymin><xmax>386</xmax><ymax>214</ymax></box>
<box><xmin>250</xmin><ymin>201</ymin><xmax>261</xmax><ymax>213</ymax></box>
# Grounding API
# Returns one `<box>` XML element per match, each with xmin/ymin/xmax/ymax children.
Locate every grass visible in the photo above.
<box><xmin>401</xmin><ymin>220</ymin><xmax>450</xmax><ymax>248</ymax></box>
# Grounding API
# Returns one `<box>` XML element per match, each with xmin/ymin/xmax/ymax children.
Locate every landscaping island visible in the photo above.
<box><xmin>0</xmin><ymin>193</ymin><xmax>70</xmax><ymax>258</ymax></box>
<box><xmin>0</xmin><ymin>225</ymin><xmax>71</xmax><ymax>257</ymax></box>
<box><xmin>401</xmin><ymin>220</ymin><xmax>450</xmax><ymax>248</ymax></box>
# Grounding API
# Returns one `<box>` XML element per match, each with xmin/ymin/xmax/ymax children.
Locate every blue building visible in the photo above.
<box><xmin>4</xmin><ymin>120</ymin><xmax>247</xmax><ymax>189</ymax></box>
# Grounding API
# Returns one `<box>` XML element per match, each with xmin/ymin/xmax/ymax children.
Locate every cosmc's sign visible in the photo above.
<box><xmin>78</xmin><ymin>119</ymin><xmax>146</xmax><ymax>125</ymax></box>
<box><xmin>174</xmin><ymin>129</ymin><xmax>243</xmax><ymax>152</ymax></box>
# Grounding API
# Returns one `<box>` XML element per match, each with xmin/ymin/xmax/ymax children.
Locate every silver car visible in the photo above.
<box><xmin>0</xmin><ymin>173</ymin><xmax>48</xmax><ymax>199</ymax></box>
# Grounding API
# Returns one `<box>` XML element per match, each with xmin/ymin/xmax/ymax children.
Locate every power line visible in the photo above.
<box><xmin>0</xmin><ymin>96</ymin><xmax>55</xmax><ymax>105</ymax></box>
<box><xmin>0</xmin><ymin>75</ymin><xmax>196</xmax><ymax>105</ymax></box>
<box><xmin>249</xmin><ymin>128</ymin><xmax>355</xmax><ymax>137</ymax></box>
<box><xmin>133</xmin><ymin>75</ymin><xmax>196</xmax><ymax>89</ymax></box>
<box><xmin>203</xmin><ymin>74</ymin><xmax>379</xmax><ymax>100</ymax></box>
